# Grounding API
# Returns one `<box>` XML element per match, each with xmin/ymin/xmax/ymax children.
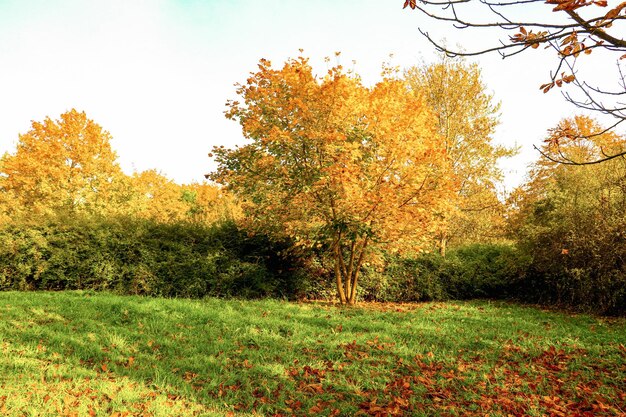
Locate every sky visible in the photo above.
<box><xmin>0</xmin><ymin>0</ymin><xmax>609</xmax><ymax>191</ymax></box>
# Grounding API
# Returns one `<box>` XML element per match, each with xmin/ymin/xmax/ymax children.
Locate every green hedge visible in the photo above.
<box><xmin>303</xmin><ymin>244</ymin><xmax>531</xmax><ymax>303</ymax></box>
<box><xmin>0</xmin><ymin>215</ymin><xmax>307</xmax><ymax>299</ymax></box>
<box><xmin>2</xmin><ymin>214</ymin><xmax>622</xmax><ymax>315</ymax></box>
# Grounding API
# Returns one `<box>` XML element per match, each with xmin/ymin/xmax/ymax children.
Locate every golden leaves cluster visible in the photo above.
<box><xmin>0</xmin><ymin>109</ymin><xmax>123</xmax><ymax>216</ymax></box>
<box><xmin>0</xmin><ymin>109</ymin><xmax>235</xmax><ymax>224</ymax></box>
<box><xmin>405</xmin><ymin>58</ymin><xmax>511</xmax><ymax>249</ymax></box>
<box><xmin>213</xmin><ymin>56</ymin><xmax>457</xmax><ymax>254</ymax></box>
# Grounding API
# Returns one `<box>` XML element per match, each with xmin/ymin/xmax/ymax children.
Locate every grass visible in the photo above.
<box><xmin>0</xmin><ymin>291</ymin><xmax>624</xmax><ymax>416</ymax></box>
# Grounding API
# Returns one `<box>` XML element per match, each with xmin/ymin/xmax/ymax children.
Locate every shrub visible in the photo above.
<box><xmin>514</xmin><ymin>198</ymin><xmax>626</xmax><ymax>315</ymax></box>
<box><xmin>354</xmin><ymin>244</ymin><xmax>530</xmax><ymax>303</ymax></box>
<box><xmin>445</xmin><ymin>244</ymin><xmax>531</xmax><ymax>299</ymax></box>
<box><xmin>0</xmin><ymin>214</ymin><xmax>308</xmax><ymax>300</ymax></box>
<box><xmin>357</xmin><ymin>255</ymin><xmax>448</xmax><ymax>302</ymax></box>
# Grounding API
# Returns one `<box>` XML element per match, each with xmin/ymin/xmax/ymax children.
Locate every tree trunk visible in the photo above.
<box><xmin>439</xmin><ymin>234</ymin><xmax>447</xmax><ymax>257</ymax></box>
<box><xmin>331</xmin><ymin>237</ymin><xmax>369</xmax><ymax>306</ymax></box>
<box><xmin>347</xmin><ymin>268</ymin><xmax>360</xmax><ymax>305</ymax></box>
<box><xmin>348</xmin><ymin>238</ymin><xmax>368</xmax><ymax>304</ymax></box>
<box><xmin>334</xmin><ymin>251</ymin><xmax>347</xmax><ymax>304</ymax></box>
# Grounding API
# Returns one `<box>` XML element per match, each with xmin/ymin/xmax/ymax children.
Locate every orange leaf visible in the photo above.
<box><xmin>604</xmin><ymin>6</ymin><xmax>622</xmax><ymax>20</ymax></box>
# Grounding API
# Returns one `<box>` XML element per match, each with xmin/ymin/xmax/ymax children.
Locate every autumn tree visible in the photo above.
<box><xmin>182</xmin><ymin>182</ymin><xmax>242</xmax><ymax>224</ymax></box>
<box><xmin>129</xmin><ymin>170</ymin><xmax>240</xmax><ymax>223</ymax></box>
<box><xmin>402</xmin><ymin>0</ymin><xmax>626</xmax><ymax>163</ymax></box>
<box><xmin>128</xmin><ymin>169</ymin><xmax>191</xmax><ymax>222</ymax></box>
<box><xmin>405</xmin><ymin>57</ymin><xmax>514</xmax><ymax>254</ymax></box>
<box><xmin>509</xmin><ymin>115</ymin><xmax>626</xmax><ymax>313</ymax></box>
<box><xmin>0</xmin><ymin>109</ymin><xmax>125</xmax><ymax>217</ymax></box>
<box><xmin>210</xmin><ymin>56</ymin><xmax>455</xmax><ymax>305</ymax></box>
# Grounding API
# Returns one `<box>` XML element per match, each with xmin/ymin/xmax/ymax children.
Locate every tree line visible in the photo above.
<box><xmin>0</xmin><ymin>109</ymin><xmax>238</xmax><ymax>224</ymax></box>
<box><xmin>1</xmin><ymin>55</ymin><xmax>624</xmax><ymax>314</ymax></box>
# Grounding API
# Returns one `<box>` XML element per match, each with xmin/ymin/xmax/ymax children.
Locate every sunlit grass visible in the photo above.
<box><xmin>0</xmin><ymin>291</ymin><xmax>624</xmax><ymax>416</ymax></box>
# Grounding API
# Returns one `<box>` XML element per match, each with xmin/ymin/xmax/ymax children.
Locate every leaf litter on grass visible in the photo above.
<box><xmin>0</xmin><ymin>292</ymin><xmax>624</xmax><ymax>416</ymax></box>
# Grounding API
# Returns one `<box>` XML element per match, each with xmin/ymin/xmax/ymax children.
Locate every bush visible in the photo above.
<box><xmin>357</xmin><ymin>255</ymin><xmax>448</xmax><ymax>302</ymax></box>
<box><xmin>445</xmin><ymin>244</ymin><xmax>531</xmax><ymax>299</ymax></box>
<box><xmin>0</xmin><ymin>214</ymin><xmax>308</xmax><ymax>300</ymax></box>
<box><xmin>514</xmin><ymin>197</ymin><xmax>626</xmax><ymax>316</ymax></box>
<box><xmin>353</xmin><ymin>244</ymin><xmax>530</xmax><ymax>303</ymax></box>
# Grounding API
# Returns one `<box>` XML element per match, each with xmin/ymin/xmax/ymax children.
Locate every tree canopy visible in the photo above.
<box><xmin>0</xmin><ymin>109</ymin><xmax>124</xmax><ymax>216</ymax></box>
<box><xmin>405</xmin><ymin>57</ymin><xmax>513</xmax><ymax>253</ymax></box>
<box><xmin>210</xmin><ymin>56</ymin><xmax>456</xmax><ymax>304</ymax></box>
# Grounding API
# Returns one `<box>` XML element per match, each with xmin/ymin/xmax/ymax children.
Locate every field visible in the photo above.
<box><xmin>0</xmin><ymin>292</ymin><xmax>624</xmax><ymax>416</ymax></box>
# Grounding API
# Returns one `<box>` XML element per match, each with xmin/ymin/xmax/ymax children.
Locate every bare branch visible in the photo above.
<box><xmin>404</xmin><ymin>0</ymin><xmax>626</xmax><ymax>164</ymax></box>
<box><xmin>534</xmin><ymin>144</ymin><xmax>626</xmax><ymax>165</ymax></box>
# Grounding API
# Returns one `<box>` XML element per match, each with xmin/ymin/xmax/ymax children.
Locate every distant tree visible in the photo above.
<box><xmin>0</xmin><ymin>109</ymin><xmax>125</xmax><ymax>216</ymax></box>
<box><xmin>130</xmin><ymin>170</ymin><xmax>239</xmax><ymax>224</ymax></box>
<box><xmin>129</xmin><ymin>169</ymin><xmax>189</xmax><ymax>222</ymax></box>
<box><xmin>405</xmin><ymin>57</ymin><xmax>514</xmax><ymax>254</ymax></box>
<box><xmin>210</xmin><ymin>56</ymin><xmax>455</xmax><ymax>305</ymax></box>
<box><xmin>0</xmin><ymin>109</ymin><xmax>234</xmax><ymax>226</ymax></box>
<box><xmin>510</xmin><ymin>115</ymin><xmax>626</xmax><ymax>313</ymax></box>
<box><xmin>403</xmin><ymin>0</ymin><xmax>626</xmax><ymax>164</ymax></box>
<box><xmin>181</xmin><ymin>182</ymin><xmax>242</xmax><ymax>224</ymax></box>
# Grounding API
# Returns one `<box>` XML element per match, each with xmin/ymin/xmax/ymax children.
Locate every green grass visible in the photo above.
<box><xmin>0</xmin><ymin>292</ymin><xmax>624</xmax><ymax>416</ymax></box>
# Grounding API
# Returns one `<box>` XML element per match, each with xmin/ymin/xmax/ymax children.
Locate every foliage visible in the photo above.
<box><xmin>211</xmin><ymin>56</ymin><xmax>456</xmax><ymax>304</ymax></box>
<box><xmin>0</xmin><ymin>109</ymin><xmax>125</xmax><ymax>216</ymax></box>
<box><xmin>511</xmin><ymin>115</ymin><xmax>626</xmax><ymax>315</ymax></box>
<box><xmin>402</xmin><ymin>0</ymin><xmax>626</xmax><ymax>161</ymax></box>
<box><xmin>1</xmin><ymin>292</ymin><xmax>624</xmax><ymax>416</ymax></box>
<box><xmin>442</xmin><ymin>244</ymin><xmax>531</xmax><ymax>300</ymax></box>
<box><xmin>405</xmin><ymin>57</ymin><xmax>514</xmax><ymax>253</ymax></box>
<box><xmin>0</xmin><ymin>215</ymin><xmax>306</xmax><ymax>300</ymax></box>
<box><xmin>128</xmin><ymin>170</ymin><xmax>239</xmax><ymax>224</ymax></box>
<box><xmin>353</xmin><ymin>244</ymin><xmax>530</xmax><ymax>303</ymax></box>
<box><xmin>356</xmin><ymin>255</ymin><xmax>448</xmax><ymax>303</ymax></box>
<box><xmin>0</xmin><ymin>109</ymin><xmax>238</xmax><ymax>225</ymax></box>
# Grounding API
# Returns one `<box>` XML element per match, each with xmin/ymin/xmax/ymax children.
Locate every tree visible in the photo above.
<box><xmin>509</xmin><ymin>115</ymin><xmax>626</xmax><ymax>313</ymax></box>
<box><xmin>210</xmin><ymin>56</ymin><xmax>456</xmax><ymax>305</ymax></box>
<box><xmin>405</xmin><ymin>57</ymin><xmax>514</xmax><ymax>254</ymax></box>
<box><xmin>181</xmin><ymin>182</ymin><xmax>242</xmax><ymax>224</ymax></box>
<box><xmin>0</xmin><ymin>109</ymin><xmax>125</xmax><ymax>216</ymax></box>
<box><xmin>130</xmin><ymin>170</ymin><xmax>240</xmax><ymax>224</ymax></box>
<box><xmin>129</xmin><ymin>169</ymin><xmax>190</xmax><ymax>222</ymax></box>
<box><xmin>402</xmin><ymin>0</ymin><xmax>626</xmax><ymax>164</ymax></box>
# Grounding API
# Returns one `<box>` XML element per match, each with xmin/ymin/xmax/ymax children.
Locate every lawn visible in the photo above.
<box><xmin>0</xmin><ymin>292</ymin><xmax>624</xmax><ymax>416</ymax></box>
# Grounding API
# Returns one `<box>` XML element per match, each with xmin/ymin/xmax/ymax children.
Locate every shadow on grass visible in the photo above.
<box><xmin>1</xmin><ymin>291</ymin><xmax>624</xmax><ymax>416</ymax></box>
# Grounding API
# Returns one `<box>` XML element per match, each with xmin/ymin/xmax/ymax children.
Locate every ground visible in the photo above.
<box><xmin>0</xmin><ymin>292</ymin><xmax>624</xmax><ymax>416</ymax></box>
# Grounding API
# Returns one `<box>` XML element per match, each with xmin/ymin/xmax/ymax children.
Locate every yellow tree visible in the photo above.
<box><xmin>0</xmin><ymin>109</ymin><xmax>124</xmax><ymax>216</ymax></box>
<box><xmin>513</xmin><ymin>115</ymin><xmax>626</xmax><ymax>214</ymax></box>
<box><xmin>405</xmin><ymin>58</ymin><xmax>514</xmax><ymax>254</ymax></box>
<box><xmin>210</xmin><ymin>56</ymin><xmax>456</xmax><ymax>305</ymax></box>
<box><xmin>129</xmin><ymin>170</ymin><xmax>189</xmax><ymax>222</ymax></box>
<box><xmin>182</xmin><ymin>182</ymin><xmax>242</xmax><ymax>224</ymax></box>
<box><xmin>508</xmin><ymin>115</ymin><xmax>626</xmax><ymax>312</ymax></box>
<box><xmin>129</xmin><ymin>170</ymin><xmax>240</xmax><ymax>224</ymax></box>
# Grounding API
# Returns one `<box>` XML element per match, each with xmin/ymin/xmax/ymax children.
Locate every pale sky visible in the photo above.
<box><xmin>0</xmin><ymin>0</ymin><xmax>610</xmax><ymax>190</ymax></box>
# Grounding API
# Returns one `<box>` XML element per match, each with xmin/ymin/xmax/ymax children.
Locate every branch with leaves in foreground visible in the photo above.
<box><xmin>403</xmin><ymin>0</ymin><xmax>626</xmax><ymax>165</ymax></box>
